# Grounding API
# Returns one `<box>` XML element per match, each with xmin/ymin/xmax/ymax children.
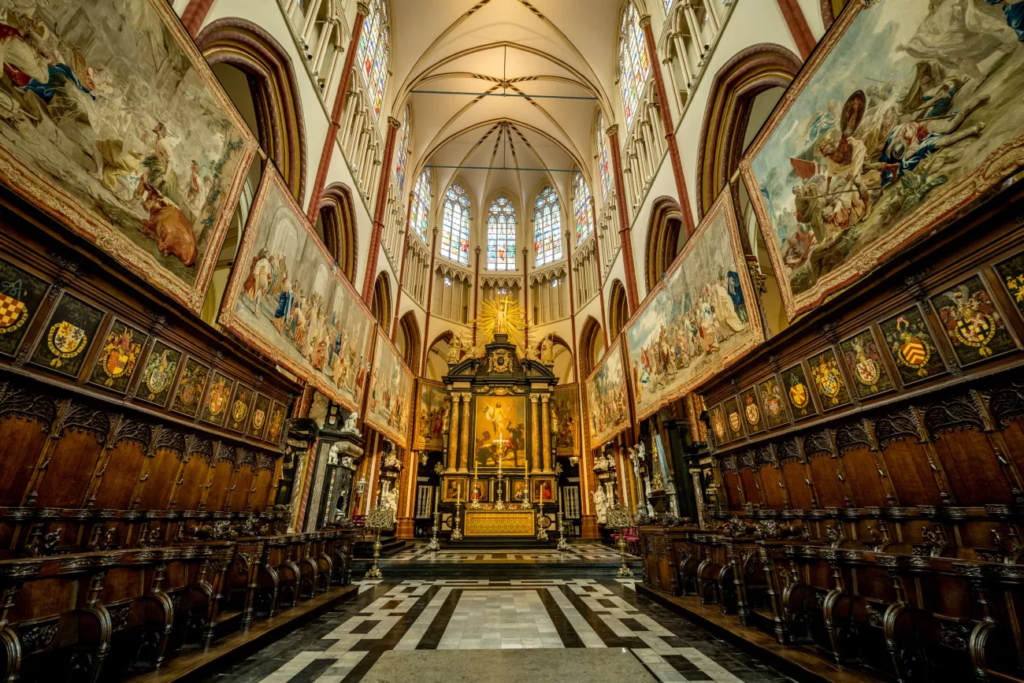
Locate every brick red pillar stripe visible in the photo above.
<box><xmin>564</xmin><ymin>231</ymin><xmax>580</xmax><ymax>384</ymax></box>
<box><xmin>590</xmin><ymin>197</ymin><xmax>610</xmax><ymax>350</ymax></box>
<box><xmin>639</xmin><ymin>15</ymin><xmax>696</xmax><ymax>238</ymax></box>
<box><xmin>472</xmin><ymin>246</ymin><xmax>481</xmax><ymax>346</ymax></box>
<box><xmin>390</xmin><ymin>190</ymin><xmax>415</xmax><ymax>341</ymax></box>
<box><xmin>181</xmin><ymin>0</ymin><xmax>215</xmax><ymax>37</ymax></box>
<box><xmin>605</xmin><ymin>125</ymin><xmax>640</xmax><ymax>314</ymax></box>
<box><xmin>775</xmin><ymin>0</ymin><xmax>815</xmax><ymax>60</ymax></box>
<box><xmin>361</xmin><ymin>116</ymin><xmax>401</xmax><ymax>304</ymax></box>
<box><xmin>306</xmin><ymin>5</ymin><xmax>368</xmax><ymax>222</ymax></box>
<box><xmin>420</xmin><ymin>228</ymin><xmax>440</xmax><ymax>375</ymax></box>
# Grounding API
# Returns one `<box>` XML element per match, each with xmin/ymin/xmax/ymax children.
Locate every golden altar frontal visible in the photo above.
<box><xmin>464</xmin><ymin>509</ymin><xmax>535</xmax><ymax>536</ymax></box>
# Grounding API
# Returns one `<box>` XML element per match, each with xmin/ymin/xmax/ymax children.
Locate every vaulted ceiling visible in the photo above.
<box><xmin>388</xmin><ymin>0</ymin><xmax>626</xmax><ymax>226</ymax></box>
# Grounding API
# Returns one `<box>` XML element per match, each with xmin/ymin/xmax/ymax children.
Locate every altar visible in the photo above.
<box><xmin>464</xmin><ymin>508</ymin><xmax>535</xmax><ymax>537</ymax></box>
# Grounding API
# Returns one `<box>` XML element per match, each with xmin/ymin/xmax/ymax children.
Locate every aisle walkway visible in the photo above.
<box><xmin>201</xmin><ymin>578</ymin><xmax>795</xmax><ymax>683</ymax></box>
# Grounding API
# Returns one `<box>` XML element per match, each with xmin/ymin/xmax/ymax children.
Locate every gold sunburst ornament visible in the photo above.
<box><xmin>473</xmin><ymin>295</ymin><xmax>525</xmax><ymax>350</ymax></box>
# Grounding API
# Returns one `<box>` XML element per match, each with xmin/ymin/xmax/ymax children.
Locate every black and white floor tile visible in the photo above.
<box><xmin>380</xmin><ymin>543</ymin><xmax>631</xmax><ymax>563</ymax></box>
<box><xmin>202</xmin><ymin>579</ymin><xmax>795</xmax><ymax>683</ymax></box>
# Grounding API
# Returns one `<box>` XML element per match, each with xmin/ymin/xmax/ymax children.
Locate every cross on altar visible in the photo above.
<box><xmin>492</xmin><ymin>431</ymin><xmax>510</xmax><ymax>510</ymax></box>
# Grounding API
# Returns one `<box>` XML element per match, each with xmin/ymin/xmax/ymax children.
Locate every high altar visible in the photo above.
<box><xmin>438</xmin><ymin>329</ymin><xmax>560</xmax><ymax>536</ymax></box>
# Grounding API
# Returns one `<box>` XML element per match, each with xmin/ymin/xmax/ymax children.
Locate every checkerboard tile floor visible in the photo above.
<box><xmin>201</xmin><ymin>579</ymin><xmax>795</xmax><ymax>683</ymax></box>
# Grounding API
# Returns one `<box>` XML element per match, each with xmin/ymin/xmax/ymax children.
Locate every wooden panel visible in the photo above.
<box><xmin>780</xmin><ymin>460</ymin><xmax>813</xmax><ymax>509</ymax></box>
<box><xmin>205</xmin><ymin>459</ymin><xmax>234</xmax><ymax>511</ymax></box>
<box><xmin>33</xmin><ymin>431</ymin><xmax>103</xmax><ymax>508</ymax></box>
<box><xmin>250</xmin><ymin>468</ymin><xmax>275</xmax><ymax>513</ymax></box>
<box><xmin>92</xmin><ymin>441</ymin><xmax>147</xmax><ymax>510</ymax></box>
<box><xmin>137</xmin><ymin>448</ymin><xmax>181</xmax><ymax>510</ymax></box>
<box><xmin>739</xmin><ymin>469</ymin><xmax>762</xmax><ymax>506</ymax></box>
<box><xmin>839</xmin><ymin>448</ymin><xmax>887</xmax><ymax>507</ymax></box>
<box><xmin>880</xmin><ymin>439</ymin><xmax>943</xmax><ymax>508</ymax></box>
<box><xmin>807</xmin><ymin>454</ymin><xmax>845</xmax><ymax>507</ymax></box>
<box><xmin>722</xmin><ymin>471</ymin><xmax>743</xmax><ymax>509</ymax></box>
<box><xmin>176</xmin><ymin>454</ymin><xmax>211</xmax><ymax>510</ymax></box>
<box><xmin>931</xmin><ymin>430</ymin><xmax>1012</xmax><ymax>506</ymax></box>
<box><xmin>228</xmin><ymin>465</ymin><xmax>255</xmax><ymax>512</ymax></box>
<box><xmin>998</xmin><ymin>419</ymin><xmax>1024</xmax><ymax>483</ymax></box>
<box><xmin>756</xmin><ymin>467</ymin><xmax>786</xmax><ymax>510</ymax></box>
<box><xmin>0</xmin><ymin>416</ymin><xmax>49</xmax><ymax>506</ymax></box>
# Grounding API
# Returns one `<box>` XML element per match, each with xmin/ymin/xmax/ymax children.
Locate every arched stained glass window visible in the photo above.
<box><xmin>533</xmin><ymin>187</ymin><xmax>562</xmax><ymax>267</ymax></box>
<box><xmin>393</xmin><ymin>106</ymin><xmax>410</xmax><ymax>194</ymax></box>
<box><xmin>441</xmin><ymin>183</ymin><xmax>470</xmax><ymax>265</ymax></box>
<box><xmin>486</xmin><ymin>196</ymin><xmax>516</xmax><ymax>271</ymax></box>
<box><xmin>573</xmin><ymin>171</ymin><xmax>593</xmax><ymax>244</ymax></box>
<box><xmin>357</xmin><ymin>0</ymin><xmax>390</xmax><ymax>117</ymax></box>
<box><xmin>664</xmin><ymin>0</ymin><xmax>674</xmax><ymax>12</ymax></box>
<box><xmin>409</xmin><ymin>170</ymin><xmax>431</xmax><ymax>243</ymax></box>
<box><xmin>596</xmin><ymin>111</ymin><xmax>613</xmax><ymax>201</ymax></box>
<box><xmin>618</xmin><ymin>2</ymin><xmax>650</xmax><ymax>129</ymax></box>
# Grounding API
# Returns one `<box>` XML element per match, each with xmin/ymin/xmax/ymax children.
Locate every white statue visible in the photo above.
<box><xmin>383</xmin><ymin>451</ymin><xmax>401</xmax><ymax>469</ymax></box>
<box><xmin>540</xmin><ymin>335</ymin><xmax>554</xmax><ymax>365</ymax></box>
<box><xmin>593</xmin><ymin>487</ymin><xmax>608</xmax><ymax>525</ymax></box>
<box><xmin>447</xmin><ymin>334</ymin><xmax>463</xmax><ymax>363</ymax></box>
<box><xmin>340</xmin><ymin>411</ymin><xmax>361</xmax><ymax>436</ymax></box>
<box><xmin>383</xmin><ymin>487</ymin><xmax>398</xmax><ymax>513</ymax></box>
<box><xmin>593</xmin><ymin>454</ymin><xmax>609</xmax><ymax>473</ymax></box>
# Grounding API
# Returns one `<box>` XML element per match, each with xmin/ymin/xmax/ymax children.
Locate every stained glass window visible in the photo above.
<box><xmin>618</xmin><ymin>2</ymin><xmax>650</xmax><ymax>129</ymax></box>
<box><xmin>486</xmin><ymin>196</ymin><xmax>516</xmax><ymax>271</ymax></box>
<box><xmin>572</xmin><ymin>171</ymin><xmax>594</xmax><ymax>244</ymax></box>
<box><xmin>534</xmin><ymin>187</ymin><xmax>562</xmax><ymax>267</ymax></box>
<box><xmin>664</xmin><ymin>0</ymin><xmax>674</xmax><ymax>12</ymax></box>
<box><xmin>409</xmin><ymin>170</ymin><xmax>431</xmax><ymax>243</ymax></box>
<box><xmin>596</xmin><ymin>111</ymin><xmax>613</xmax><ymax>200</ymax></box>
<box><xmin>357</xmin><ymin>0</ymin><xmax>389</xmax><ymax>118</ymax></box>
<box><xmin>393</xmin><ymin>106</ymin><xmax>410</xmax><ymax>195</ymax></box>
<box><xmin>441</xmin><ymin>183</ymin><xmax>470</xmax><ymax>265</ymax></box>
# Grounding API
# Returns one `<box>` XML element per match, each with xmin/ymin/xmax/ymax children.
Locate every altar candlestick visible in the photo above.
<box><xmin>434</xmin><ymin>486</ymin><xmax>439</xmax><ymax>514</ymax></box>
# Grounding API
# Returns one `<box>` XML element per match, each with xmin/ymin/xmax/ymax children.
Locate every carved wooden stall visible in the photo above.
<box><xmin>0</xmin><ymin>191</ymin><xmax>357</xmax><ymax>682</ymax></box>
<box><xmin>636</xmin><ymin>180</ymin><xmax>1024</xmax><ymax>681</ymax></box>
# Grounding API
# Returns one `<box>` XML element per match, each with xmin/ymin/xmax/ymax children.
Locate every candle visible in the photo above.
<box><xmin>434</xmin><ymin>486</ymin><xmax>439</xmax><ymax>514</ymax></box>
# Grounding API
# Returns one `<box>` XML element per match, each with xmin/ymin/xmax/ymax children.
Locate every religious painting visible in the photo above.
<box><xmin>625</xmin><ymin>188</ymin><xmax>763</xmax><ymax>420</ymax></box>
<box><xmin>226</xmin><ymin>383</ymin><xmax>254</xmax><ymax>433</ymax></box>
<box><xmin>707</xmin><ymin>403</ymin><xmax>729</xmax><ymax>445</ymax></box>
<box><xmin>414</xmin><ymin>380</ymin><xmax>448</xmax><ymax>451</ymax></box>
<box><xmin>200</xmin><ymin>372</ymin><xmax>234</xmax><ymax>426</ymax></box>
<box><xmin>930</xmin><ymin>274</ymin><xmax>1018</xmax><ymax>367</ymax></box>
<box><xmin>878</xmin><ymin>305</ymin><xmax>947</xmax><ymax>386</ymax></box>
<box><xmin>741</xmin><ymin>0</ymin><xmax>1024</xmax><ymax>321</ymax></box>
<box><xmin>220</xmin><ymin>169</ymin><xmax>375</xmax><ymax>412</ymax></box>
<box><xmin>552</xmin><ymin>384</ymin><xmax>579</xmax><ymax>455</ymax></box>
<box><xmin>585</xmin><ymin>337</ymin><xmax>630</xmax><ymax>450</ymax></box>
<box><xmin>442</xmin><ymin>477</ymin><xmax>465</xmax><ymax>503</ymax></box>
<box><xmin>995</xmin><ymin>251</ymin><xmax>1024</xmax><ymax>319</ymax></box>
<box><xmin>782</xmin><ymin>362</ymin><xmax>817</xmax><ymax>420</ymax></box>
<box><xmin>88</xmin><ymin>319</ymin><xmax>147</xmax><ymax>393</ymax></box>
<box><xmin>757</xmin><ymin>376</ymin><xmax>790</xmax><ymax>430</ymax></box>
<box><xmin>473</xmin><ymin>395</ymin><xmax>527</xmax><ymax>470</ymax></box>
<box><xmin>171</xmin><ymin>357</ymin><xmax>209</xmax><ymax>418</ymax></box>
<box><xmin>248</xmin><ymin>393</ymin><xmax>272</xmax><ymax>440</ymax></box>
<box><xmin>468</xmin><ymin>479</ymin><xmax>489</xmax><ymax>504</ymax></box>
<box><xmin>0</xmin><ymin>257</ymin><xmax>49</xmax><ymax>357</ymax></box>
<box><xmin>29</xmin><ymin>292</ymin><xmax>104</xmax><ymax>378</ymax></box>
<box><xmin>839</xmin><ymin>328</ymin><xmax>894</xmax><ymax>399</ymax></box>
<box><xmin>135</xmin><ymin>340</ymin><xmax>181</xmax><ymax>407</ymax></box>
<box><xmin>722</xmin><ymin>396</ymin><xmax>745</xmax><ymax>442</ymax></box>
<box><xmin>809</xmin><ymin>349</ymin><xmax>851</xmax><ymax>410</ymax></box>
<box><xmin>366</xmin><ymin>330</ymin><xmax>414</xmax><ymax>449</ymax></box>
<box><xmin>0</xmin><ymin>0</ymin><xmax>257</xmax><ymax>313</ymax></box>
<box><xmin>510</xmin><ymin>479</ymin><xmax>528</xmax><ymax>505</ymax></box>
<box><xmin>266</xmin><ymin>401</ymin><xmax>288</xmax><ymax>444</ymax></box>
<box><xmin>532</xmin><ymin>478</ymin><xmax>556</xmax><ymax>504</ymax></box>
<box><xmin>739</xmin><ymin>386</ymin><xmax>765</xmax><ymax>435</ymax></box>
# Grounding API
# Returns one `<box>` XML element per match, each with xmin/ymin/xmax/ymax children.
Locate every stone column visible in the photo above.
<box><xmin>447</xmin><ymin>393</ymin><xmax>460</xmax><ymax>472</ymax></box>
<box><xmin>541</xmin><ymin>394</ymin><xmax>553</xmax><ymax>474</ymax></box>
<box><xmin>530</xmin><ymin>395</ymin><xmax>541</xmax><ymax>472</ymax></box>
<box><xmin>458</xmin><ymin>392</ymin><xmax>471</xmax><ymax>473</ymax></box>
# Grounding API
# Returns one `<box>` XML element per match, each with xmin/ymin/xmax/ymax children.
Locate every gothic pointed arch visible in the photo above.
<box><xmin>196</xmin><ymin>18</ymin><xmax>307</xmax><ymax>202</ymax></box>
<box><xmin>397</xmin><ymin>312</ymin><xmax>421</xmax><ymax>368</ymax></box>
<box><xmin>579</xmin><ymin>316</ymin><xmax>605</xmax><ymax>378</ymax></box>
<box><xmin>319</xmin><ymin>183</ymin><xmax>358</xmax><ymax>283</ymax></box>
<box><xmin>608</xmin><ymin>280</ymin><xmax>629</xmax><ymax>340</ymax></box>
<box><xmin>371</xmin><ymin>272</ymin><xmax>392</xmax><ymax>333</ymax></box>
<box><xmin>644</xmin><ymin>196</ymin><xmax>684</xmax><ymax>292</ymax></box>
<box><xmin>695</xmin><ymin>44</ymin><xmax>801</xmax><ymax>218</ymax></box>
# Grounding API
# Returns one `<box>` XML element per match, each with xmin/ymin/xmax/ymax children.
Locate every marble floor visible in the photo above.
<box><xmin>379</xmin><ymin>542</ymin><xmax>632</xmax><ymax>563</ymax></box>
<box><xmin>200</xmin><ymin>579</ymin><xmax>796</xmax><ymax>683</ymax></box>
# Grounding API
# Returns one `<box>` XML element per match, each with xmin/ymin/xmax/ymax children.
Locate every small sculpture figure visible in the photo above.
<box><xmin>540</xmin><ymin>335</ymin><xmax>554</xmax><ymax>365</ymax></box>
<box><xmin>341</xmin><ymin>411</ymin><xmax>361</xmax><ymax>436</ymax></box>
<box><xmin>593</xmin><ymin>487</ymin><xmax>609</xmax><ymax>525</ymax></box>
<box><xmin>447</xmin><ymin>334</ymin><xmax>463</xmax><ymax>363</ymax></box>
<box><xmin>383</xmin><ymin>487</ymin><xmax>399</xmax><ymax>513</ymax></box>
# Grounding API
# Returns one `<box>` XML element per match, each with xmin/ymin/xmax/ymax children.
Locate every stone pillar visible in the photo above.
<box><xmin>458</xmin><ymin>392</ymin><xmax>471</xmax><ymax>473</ymax></box>
<box><xmin>447</xmin><ymin>393</ymin><xmax>460</xmax><ymax>472</ymax></box>
<box><xmin>541</xmin><ymin>394</ymin><xmax>552</xmax><ymax>474</ymax></box>
<box><xmin>530</xmin><ymin>395</ymin><xmax>541</xmax><ymax>472</ymax></box>
<box><xmin>396</xmin><ymin>448</ymin><xmax>418</xmax><ymax>539</ymax></box>
<box><xmin>606</xmin><ymin>124</ymin><xmax>640</xmax><ymax>314</ymax></box>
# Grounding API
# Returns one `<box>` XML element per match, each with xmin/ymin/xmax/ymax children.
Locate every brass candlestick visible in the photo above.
<box><xmin>451</xmin><ymin>497</ymin><xmax>463</xmax><ymax>541</ymax></box>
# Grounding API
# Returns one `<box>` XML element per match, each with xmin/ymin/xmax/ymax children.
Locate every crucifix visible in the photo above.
<box><xmin>492</xmin><ymin>430</ymin><xmax>510</xmax><ymax>510</ymax></box>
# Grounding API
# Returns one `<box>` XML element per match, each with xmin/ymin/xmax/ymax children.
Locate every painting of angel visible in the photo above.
<box><xmin>743</xmin><ymin>0</ymin><xmax>1024</xmax><ymax>320</ymax></box>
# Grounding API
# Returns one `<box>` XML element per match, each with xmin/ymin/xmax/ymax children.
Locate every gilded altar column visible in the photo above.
<box><xmin>530</xmin><ymin>395</ymin><xmax>541</xmax><ymax>472</ymax></box>
<box><xmin>447</xmin><ymin>393</ymin><xmax>460</xmax><ymax>472</ymax></box>
<box><xmin>458</xmin><ymin>392</ymin><xmax>471</xmax><ymax>473</ymax></box>
<box><xmin>541</xmin><ymin>394</ymin><xmax>553</xmax><ymax>473</ymax></box>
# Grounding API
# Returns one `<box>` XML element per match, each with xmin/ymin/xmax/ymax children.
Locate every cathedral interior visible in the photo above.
<box><xmin>0</xmin><ymin>0</ymin><xmax>1022</xmax><ymax>681</ymax></box>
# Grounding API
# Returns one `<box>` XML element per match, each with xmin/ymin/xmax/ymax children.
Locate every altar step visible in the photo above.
<box><xmin>443</xmin><ymin>536</ymin><xmax>559</xmax><ymax>550</ymax></box>
<box><xmin>353</xmin><ymin>536</ymin><xmax>409</xmax><ymax>558</ymax></box>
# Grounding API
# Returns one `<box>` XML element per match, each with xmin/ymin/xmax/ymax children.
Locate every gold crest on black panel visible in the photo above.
<box><xmin>30</xmin><ymin>293</ymin><xmax>105</xmax><ymax>378</ymax></box>
<box><xmin>931</xmin><ymin>275</ymin><xmax>1017</xmax><ymax>367</ymax></box>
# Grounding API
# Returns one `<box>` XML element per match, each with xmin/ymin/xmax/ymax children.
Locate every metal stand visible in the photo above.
<box><xmin>426</xmin><ymin>511</ymin><xmax>441</xmax><ymax>551</ymax></box>
<box><xmin>469</xmin><ymin>474</ymin><xmax>481</xmax><ymax>509</ymax></box>
<box><xmin>364</xmin><ymin>529</ymin><xmax>383</xmax><ymax>579</ymax></box>
<box><xmin>556</xmin><ymin>511</ymin><xmax>569</xmax><ymax>551</ymax></box>
<box><xmin>451</xmin><ymin>500</ymin><xmax>463</xmax><ymax>541</ymax></box>
<box><xmin>606</xmin><ymin>506</ymin><xmax>634</xmax><ymax>578</ymax></box>
<box><xmin>615</xmin><ymin>535</ymin><xmax>633</xmax><ymax>577</ymax></box>
<box><xmin>536</xmin><ymin>500</ymin><xmax>548</xmax><ymax>540</ymax></box>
